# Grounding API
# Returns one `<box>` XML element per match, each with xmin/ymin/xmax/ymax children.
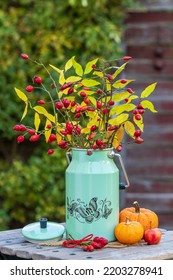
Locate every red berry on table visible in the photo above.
<box><xmin>33</xmin><ymin>76</ymin><xmax>42</xmax><ymax>84</ymax></box>
<box><xmin>47</xmin><ymin>149</ymin><xmax>54</xmax><ymax>155</ymax></box>
<box><xmin>87</xmin><ymin>245</ymin><xmax>94</xmax><ymax>252</ymax></box>
<box><xmin>55</xmin><ymin>101</ymin><xmax>63</xmax><ymax>109</ymax></box>
<box><xmin>135</xmin><ymin>114</ymin><xmax>141</xmax><ymax>120</ymax></box>
<box><xmin>37</xmin><ymin>99</ymin><xmax>45</xmax><ymax>105</ymax></box>
<box><xmin>26</xmin><ymin>85</ymin><xmax>34</xmax><ymax>92</ymax></box>
<box><xmin>99</xmin><ymin>237</ymin><xmax>108</xmax><ymax>246</ymax></box>
<box><xmin>29</xmin><ymin>134</ymin><xmax>40</xmax><ymax>142</ymax></box>
<box><xmin>17</xmin><ymin>135</ymin><xmax>25</xmax><ymax>143</ymax></box>
<box><xmin>21</xmin><ymin>53</ymin><xmax>29</xmax><ymax>60</ymax></box>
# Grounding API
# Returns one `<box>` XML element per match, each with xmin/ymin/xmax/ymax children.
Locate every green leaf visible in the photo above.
<box><xmin>141</xmin><ymin>82</ymin><xmax>157</xmax><ymax>98</ymax></box>
<box><xmin>108</xmin><ymin>113</ymin><xmax>129</xmax><ymax>126</ymax></box>
<box><xmin>82</xmin><ymin>78</ymin><xmax>100</xmax><ymax>87</ymax></box>
<box><xmin>140</xmin><ymin>100</ymin><xmax>157</xmax><ymax>113</ymax></box>
<box><xmin>84</xmin><ymin>58</ymin><xmax>98</xmax><ymax>74</ymax></box>
<box><xmin>65</xmin><ymin>56</ymin><xmax>75</xmax><ymax>72</ymax></box>
<box><xmin>34</xmin><ymin>112</ymin><xmax>41</xmax><ymax>132</ymax></box>
<box><xmin>72</xmin><ymin>58</ymin><xmax>83</xmax><ymax>76</ymax></box>
<box><xmin>15</xmin><ymin>88</ymin><xmax>28</xmax><ymax>102</ymax></box>
<box><xmin>88</xmin><ymin>96</ymin><xmax>97</xmax><ymax>107</ymax></box>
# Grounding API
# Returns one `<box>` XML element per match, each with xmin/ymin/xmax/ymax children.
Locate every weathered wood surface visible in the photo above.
<box><xmin>0</xmin><ymin>228</ymin><xmax>173</xmax><ymax>260</ymax></box>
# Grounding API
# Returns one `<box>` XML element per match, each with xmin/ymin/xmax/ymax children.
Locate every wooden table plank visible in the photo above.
<box><xmin>0</xmin><ymin>228</ymin><xmax>173</xmax><ymax>260</ymax></box>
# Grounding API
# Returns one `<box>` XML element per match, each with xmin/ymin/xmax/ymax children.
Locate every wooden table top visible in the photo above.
<box><xmin>0</xmin><ymin>228</ymin><xmax>173</xmax><ymax>260</ymax></box>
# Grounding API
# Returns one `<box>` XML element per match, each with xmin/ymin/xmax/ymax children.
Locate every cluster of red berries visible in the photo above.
<box><xmin>82</xmin><ymin>236</ymin><xmax>108</xmax><ymax>252</ymax></box>
<box><xmin>133</xmin><ymin>103</ymin><xmax>145</xmax><ymax>121</ymax></box>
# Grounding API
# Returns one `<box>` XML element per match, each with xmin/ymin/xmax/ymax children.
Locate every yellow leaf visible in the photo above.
<box><xmin>108</xmin><ymin>113</ymin><xmax>129</xmax><ymax>126</ymax></box>
<box><xmin>66</xmin><ymin>76</ymin><xmax>82</xmax><ymax>83</ymax></box>
<box><xmin>15</xmin><ymin>88</ymin><xmax>28</xmax><ymax>102</ymax></box>
<box><xmin>112</xmin><ymin>137</ymin><xmax>119</xmax><ymax>149</ymax></box>
<box><xmin>141</xmin><ymin>82</ymin><xmax>157</xmax><ymax>98</ymax></box>
<box><xmin>44</xmin><ymin>119</ymin><xmax>52</xmax><ymax>143</ymax></box>
<box><xmin>33</xmin><ymin>106</ymin><xmax>55</xmax><ymax>123</ymax></box>
<box><xmin>140</xmin><ymin>100</ymin><xmax>157</xmax><ymax>113</ymax></box>
<box><xmin>113</xmin><ymin>92</ymin><xmax>131</xmax><ymax>102</ymax></box>
<box><xmin>124</xmin><ymin>121</ymin><xmax>136</xmax><ymax>138</ymax></box>
<box><xmin>93</xmin><ymin>71</ymin><xmax>103</xmax><ymax>78</ymax></box>
<box><xmin>88</xmin><ymin>96</ymin><xmax>97</xmax><ymax>107</ymax></box>
<box><xmin>20</xmin><ymin>102</ymin><xmax>28</xmax><ymax>121</ymax></box>
<box><xmin>133</xmin><ymin>115</ymin><xmax>144</xmax><ymax>131</ymax></box>
<box><xmin>113</xmin><ymin>79</ymin><xmax>135</xmax><ymax>89</ymax></box>
<box><xmin>117</xmin><ymin>126</ymin><xmax>124</xmax><ymax>142</ymax></box>
<box><xmin>49</xmin><ymin>64</ymin><xmax>62</xmax><ymax>73</ymax></box>
<box><xmin>72</xmin><ymin>58</ymin><xmax>83</xmax><ymax>76</ymax></box>
<box><xmin>112</xmin><ymin>62</ymin><xmax>128</xmax><ymax>79</ymax></box>
<box><xmin>81</xmin><ymin>127</ymin><xmax>90</xmax><ymax>134</ymax></box>
<box><xmin>65</xmin><ymin>56</ymin><xmax>75</xmax><ymax>71</ymax></box>
<box><xmin>127</xmin><ymin>95</ymin><xmax>139</xmax><ymax>102</ymax></box>
<box><xmin>84</xmin><ymin>58</ymin><xmax>99</xmax><ymax>74</ymax></box>
<box><xmin>59</xmin><ymin>70</ymin><xmax>66</xmax><ymax>85</ymax></box>
<box><xmin>110</xmin><ymin>103</ymin><xmax>136</xmax><ymax>116</ymax></box>
<box><xmin>82</xmin><ymin>78</ymin><xmax>100</xmax><ymax>87</ymax></box>
<box><xmin>34</xmin><ymin>112</ymin><xmax>41</xmax><ymax>132</ymax></box>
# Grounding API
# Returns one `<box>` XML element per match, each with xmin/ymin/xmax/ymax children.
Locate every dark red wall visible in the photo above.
<box><xmin>124</xmin><ymin>10</ymin><xmax>173</xmax><ymax>229</ymax></box>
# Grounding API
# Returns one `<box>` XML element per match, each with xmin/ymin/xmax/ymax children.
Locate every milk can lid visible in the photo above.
<box><xmin>22</xmin><ymin>218</ymin><xmax>65</xmax><ymax>243</ymax></box>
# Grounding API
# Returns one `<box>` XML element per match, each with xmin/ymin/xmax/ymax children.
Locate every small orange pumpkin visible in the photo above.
<box><xmin>114</xmin><ymin>217</ymin><xmax>144</xmax><ymax>245</ymax></box>
<box><xmin>119</xmin><ymin>201</ymin><xmax>159</xmax><ymax>231</ymax></box>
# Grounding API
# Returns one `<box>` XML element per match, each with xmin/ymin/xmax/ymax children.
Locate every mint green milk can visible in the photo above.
<box><xmin>65</xmin><ymin>148</ymin><xmax>129</xmax><ymax>241</ymax></box>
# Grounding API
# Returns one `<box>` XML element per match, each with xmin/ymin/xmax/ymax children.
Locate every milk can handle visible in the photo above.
<box><xmin>66</xmin><ymin>151</ymin><xmax>72</xmax><ymax>165</ymax></box>
<box><xmin>108</xmin><ymin>150</ymin><xmax>130</xmax><ymax>189</ymax></box>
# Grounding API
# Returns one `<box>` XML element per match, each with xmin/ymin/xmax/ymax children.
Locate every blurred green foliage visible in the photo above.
<box><xmin>0</xmin><ymin>0</ymin><xmax>138</xmax><ymax>230</ymax></box>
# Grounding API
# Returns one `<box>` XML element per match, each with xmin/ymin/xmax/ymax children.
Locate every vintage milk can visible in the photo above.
<box><xmin>65</xmin><ymin>148</ymin><xmax>129</xmax><ymax>241</ymax></box>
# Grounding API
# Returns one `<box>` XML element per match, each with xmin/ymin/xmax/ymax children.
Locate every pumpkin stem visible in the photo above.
<box><xmin>125</xmin><ymin>217</ymin><xmax>130</xmax><ymax>224</ymax></box>
<box><xmin>133</xmin><ymin>201</ymin><xmax>140</xmax><ymax>213</ymax></box>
